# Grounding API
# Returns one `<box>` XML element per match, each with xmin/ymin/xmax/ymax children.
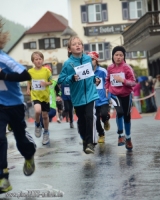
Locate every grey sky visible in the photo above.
<box><xmin>0</xmin><ymin>0</ymin><xmax>69</xmax><ymax>27</ymax></box>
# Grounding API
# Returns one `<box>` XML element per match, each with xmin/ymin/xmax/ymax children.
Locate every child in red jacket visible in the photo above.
<box><xmin>106</xmin><ymin>46</ymin><xmax>136</xmax><ymax>150</ymax></box>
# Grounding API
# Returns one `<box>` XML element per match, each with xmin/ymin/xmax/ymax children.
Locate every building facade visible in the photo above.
<box><xmin>68</xmin><ymin>0</ymin><xmax>148</xmax><ymax>71</ymax></box>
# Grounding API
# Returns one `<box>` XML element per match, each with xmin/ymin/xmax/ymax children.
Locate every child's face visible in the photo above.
<box><xmin>113</xmin><ymin>51</ymin><xmax>124</xmax><ymax>65</ymax></box>
<box><xmin>68</xmin><ymin>38</ymin><xmax>83</xmax><ymax>56</ymax></box>
<box><xmin>32</xmin><ymin>54</ymin><xmax>44</xmax><ymax>68</ymax></box>
<box><xmin>92</xmin><ymin>58</ymin><xmax>97</xmax><ymax>67</ymax></box>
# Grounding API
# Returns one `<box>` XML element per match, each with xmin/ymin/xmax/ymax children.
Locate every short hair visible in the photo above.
<box><xmin>67</xmin><ymin>36</ymin><xmax>83</xmax><ymax>57</ymax></box>
<box><xmin>31</xmin><ymin>51</ymin><xmax>44</xmax><ymax>62</ymax></box>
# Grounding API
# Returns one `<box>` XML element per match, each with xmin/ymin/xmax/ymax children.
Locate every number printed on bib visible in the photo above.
<box><xmin>110</xmin><ymin>72</ymin><xmax>125</xmax><ymax>86</ymax></box>
<box><xmin>32</xmin><ymin>79</ymin><xmax>45</xmax><ymax>90</ymax></box>
<box><xmin>96</xmin><ymin>78</ymin><xmax>103</xmax><ymax>89</ymax></box>
<box><xmin>64</xmin><ymin>87</ymin><xmax>70</xmax><ymax>95</ymax></box>
<box><xmin>74</xmin><ymin>62</ymin><xmax>94</xmax><ymax>81</ymax></box>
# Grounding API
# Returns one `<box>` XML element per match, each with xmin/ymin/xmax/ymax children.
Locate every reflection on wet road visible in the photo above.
<box><xmin>2</xmin><ymin>116</ymin><xmax>160</xmax><ymax>200</ymax></box>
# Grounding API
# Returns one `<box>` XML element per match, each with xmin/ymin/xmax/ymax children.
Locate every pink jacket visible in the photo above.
<box><xmin>133</xmin><ymin>83</ymin><xmax>141</xmax><ymax>96</ymax></box>
<box><xmin>106</xmin><ymin>61</ymin><xmax>136</xmax><ymax>97</ymax></box>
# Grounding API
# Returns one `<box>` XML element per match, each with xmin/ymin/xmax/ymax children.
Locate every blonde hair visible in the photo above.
<box><xmin>67</xmin><ymin>36</ymin><xmax>83</xmax><ymax>57</ymax></box>
<box><xmin>31</xmin><ymin>51</ymin><xmax>44</xmax><ymax>62</ymax></box>
<box><xmin>0</xmin><ymin>19</ymin><xmax>10</xmax><ymax>49</ymax></box>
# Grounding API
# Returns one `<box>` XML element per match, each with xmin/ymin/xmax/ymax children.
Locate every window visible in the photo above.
<box><xmin>39</xmin><ymin>38</ymin><xmax>60</xmax><ymax>50</ymax></box>
<box><xmin>63</xmin><ymin>39</ymin><xmax>69</xmax><ymax>47</ymax></box>
<box><xmin>84</xmin><ymin>42</ymin><xmax>110</xmax><ymax>60</ymax></box>
<box><xmin>23</xmin><ymin>42</ymin><xmax>36</xmax><ymax>49</ymax></box>
<box><xmin>81</xmin><ymin>4</ymin><xmax>108</xmax><ymax>23</ymax></box>
<box><xmin>122</xmin><ymin>0</ymin><xmax>143</xmax><ymax>20</ymax></box>
<box><xmin>132</xmin><ymin>51</ymin><xmax>146</xmax><ymax>58</ymax></box>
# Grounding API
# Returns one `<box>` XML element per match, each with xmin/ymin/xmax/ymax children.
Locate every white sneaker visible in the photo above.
<box><xmin>42</xmin><ymin>132</ymin><xmax>50</xmax><ymax>145</ymax></box>
<box><xmin>35</xmin><ymin>125</ymin><xmax>42</xmax><ymax>138</ymax></box>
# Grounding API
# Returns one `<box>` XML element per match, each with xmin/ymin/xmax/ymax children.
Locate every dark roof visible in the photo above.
<box><xmin>25</xmin><ymin>11</ymin><xmax>68</xmax><ymax>34</ymax></box>
<box><xmin>61</xmin><ymin>26</ymin><xmax>77</xmax><ymax>36</ymax></box>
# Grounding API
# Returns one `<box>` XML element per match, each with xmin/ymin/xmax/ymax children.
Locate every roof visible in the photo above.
<box><xmin>25</xmin><ymin>11</ymin><xmax>68</xmax><ymax>34</ymax></box>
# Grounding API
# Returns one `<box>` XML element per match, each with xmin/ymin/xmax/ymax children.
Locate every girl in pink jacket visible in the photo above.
<box><xmin>106</xmin><ymin>46</ymin><xmax>136</xmax><ymax>150</ymax></box>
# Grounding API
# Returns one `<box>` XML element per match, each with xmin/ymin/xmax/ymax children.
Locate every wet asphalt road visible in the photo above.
<box><xmin>1</xmin><ymin>113</ymin><xmax>160</xmax><ymax>200</ymax></box>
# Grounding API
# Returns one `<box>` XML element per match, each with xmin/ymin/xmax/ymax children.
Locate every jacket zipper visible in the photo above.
<box><xmin>80</xmin><ymin>56</ymin><xmax>87</xmax><ymax>104</ymax></box>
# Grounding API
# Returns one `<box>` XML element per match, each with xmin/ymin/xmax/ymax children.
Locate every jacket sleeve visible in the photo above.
<box><xmin>123</xmin><ymin>66</ymin><xmax>136</xmax><ymax>87</ymax></box>
<box><xmin>58</xmin><ymin>62</ymin><xmax>75</xmax><ymax>85</ymax></box>
<box><xmin>0</xmin><ymin>69</ymin><xmax>31</xmax><ymax>82</ymax></box>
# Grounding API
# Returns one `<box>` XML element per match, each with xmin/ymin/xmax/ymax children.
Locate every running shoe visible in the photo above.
<box><xmin>34</xmin><ymin>123</ymin><xmax>42</xmax><ymax>138</ymax></box>
<box><xmin>104</xmin><ymin>120</ymin><xmax>110</xmax><ymax>131</ymax></box>
<box><xmin>118</xmin><ymin>136</ymin><xmax>126</xmax><ymax>146</ymax></box>
<box><xmin>23</xmin><ymin>156</ymin><xmax>35</xmax><ymax>176</ymax></box>
<box><xmin>125</xmin><ymin>138</ymin><xmax>133</xmax><ymax>150</ymax></box>
<box><xmin>42</xmin><ymin>132</ymin><xmax>50</xmax><ymax>145</ymax></box>
<box><xmin>98</xmin><ymin>136</ymin><xmax>105</xmax><ymax>143</ymax></box>
<box><xmin>0</xmin><ymin>178</ymin><xmax>12</xmax><ymax>193</ymax></box>
<box><xmin>57</xmin><ymin>118</ymin><xmax>61</xmax><ymax>123</ymax></box>
<box><xmin>85</xmin><ymin>143</ymin><xmax>95</xmax><ymax>154</ymax></box>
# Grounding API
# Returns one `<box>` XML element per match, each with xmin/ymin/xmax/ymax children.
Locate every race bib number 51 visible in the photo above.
<box><xmin>74</xmin><ymin>62</ymin><xmax>94</xmax><ymax>81</ymax></box>
<box><xmin>32</xmin><ymin>79</ymin><xmax>45</xmax><ymax>90</ymax></box>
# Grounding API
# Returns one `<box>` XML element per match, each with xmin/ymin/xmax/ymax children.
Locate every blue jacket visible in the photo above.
<box><xmin>61</xmin><ymin>84</ymin><xmax>71</xmax><ymax>100</ymax></box>
<box><xmin>94</xmin><ymin>66</ymin><xmax>110</xmax><ymax>107</ymax></box>
<box><xmin>0</xmin><ymin>50</ymin><xmax>25</xmax><ymax>106</ymax></box>
<box><xmin>58</xmin><ymin>54</ymin><xmax>99</xmax><ymax>107</ymax></box>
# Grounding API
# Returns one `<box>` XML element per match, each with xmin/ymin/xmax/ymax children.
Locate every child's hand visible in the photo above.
<box><xmin>74</xmin><ymin>75</ymin><xmax>79</xmax><ymax>81</ymax></box>
<box><xmin>40</xmin><ymin>81</ymin><xmax>47</xmax><ymax>87</ymax></box>
<box><xmin>56</xmin><ymin>96</ymin><xmax>62</xmax><ymax>101</ymax></box>
<box><xmin>113</xmin><ymin>75</ymin><xmax>124</xmax><ymax>83</ymax></box>
<box><xmin>106</xmin><ymin>89</ymin><xmax>108</xmax><ymax>98</ymax></box>
<box><xmin>26</xmin><ymin>89</ymin><xmax>30</xmax><ymax>95</ymax></box>
<box><xmin>95</xmin><ymin>78</ymin><xmax>101</xmax><ymax>86</ymax></box>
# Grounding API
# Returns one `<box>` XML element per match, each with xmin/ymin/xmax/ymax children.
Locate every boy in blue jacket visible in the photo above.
<box><xmin>88</xmin><ymin>51</ymin><xmax>110</xmax><ymax>143</ymax></box>
<box><xmin>58</xmin><ymin>36</ymin><xmax>100</xmax><ymax>154</ymax></box>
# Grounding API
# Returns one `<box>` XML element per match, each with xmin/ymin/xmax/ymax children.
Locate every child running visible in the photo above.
<box><xmin>0</xmin><ymin>20</ymin><xmax>36</xmax><ymax>193</ymax></box>
<box><xmin>88</xmin><ymin>51</ymin><xmax>110</xmax><ymax>143</ymax></box>
<box><xmin>106</xmin><ymin>46</ymin><xmax>136</xmax><ymax>150</ymax></box>
<box><xmin>27</xmin><ymin>51</ymin><xmax>52</xmax><ymax>145</ymax></box>
<box><xmin>58</xmin><ymin>36</ymin><xmax>100</xmax><ymax>154</ymax></box>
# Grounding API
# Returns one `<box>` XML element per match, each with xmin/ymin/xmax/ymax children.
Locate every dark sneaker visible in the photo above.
<box><xmin>23</xmin><ymin>156</ymin><xmax>35</xmax><ymax>176</ymax></box>
<box><xmin>126</xmin><ymin>138</ymin><xmax>133</xmax><ymax>150</ymax></box>
<box><xmin>70</xmin><ymin>122</ymin><xmax>74</xmax><ymax>128</ymax></box>
<box><xmin>104</xmin><ymin>120</ymin><xmax>110</xmax><ymax>131</ymax></box>
<box><xmin>0</xmin><ymin>178</ymin><xmax>12</xmax><ymax>193</ymax></box>
<box><xmin>118</xmin><ymin>136</ymin><xmax>126</xmax><ymax>146</ymax></box>
<box><xmin>85</xmin><ymin>143</ymin><xmax>95</xmax><ymax>154</ymax></box>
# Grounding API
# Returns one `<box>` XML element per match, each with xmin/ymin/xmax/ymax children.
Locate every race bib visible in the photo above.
<box><xmin>32</xmin><ymin>79</ymin><xmax>45</xmax><ymax>90</ymax></box>
<box><xmin>110</xmin><ymin>73</ymin><xmax>125</xmax><ymax>86</ymax></box>
<box><xmin>64</xmin><ymin>87</ymin><xmax>70</xmax><ymax>95</ymax></box>
<box><xmin>96</xmin><ymin>78</ymin><xmax>103</xmax><ymax>89</ymax></box>
<box><xmin>0</xmin><ymin>80</ymin><xmax>8</xmax><ymax>91</ymax></box>
<box><xmin>74</xmin><ymin>62</ymin><xmax>94</xmax><ymax>81</ymax></box>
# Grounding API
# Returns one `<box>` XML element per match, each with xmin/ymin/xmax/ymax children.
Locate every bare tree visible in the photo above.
<box><xmin>0</xmin><ymin>19</ymin><xmax>10</xmax><ymax>49</ymax></box>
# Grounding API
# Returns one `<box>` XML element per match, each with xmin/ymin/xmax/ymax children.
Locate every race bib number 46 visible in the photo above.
<box><xmin>74</xmin><ymin>62</ymin><xmax>94</xmax><ymax>81</ymax></box>
<box><xmin>32</xmin><ymin>79</ymin><xmax>45</xmax><ymax>90</ymax></box>
<box><xmin>110</xmin><ymin>73</ymin><xmax>125</xmax><ymax>86</ymax></box>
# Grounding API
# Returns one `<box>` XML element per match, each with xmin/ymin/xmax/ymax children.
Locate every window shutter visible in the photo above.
<box><xmin>55</xmin><ymin>38</ymin><xmax>60</xmax><ymax>48</ymax></box>
<box><xmin>38</xmin><ymin>39</ymin><xmax>44</xmax><ymax>49</ymax></box>
<box><xmin>81</xmin><ymin>5</ymin><xmax>88</xmax><ymax>23</ymax></box>
<box><xmin>101</xmin><ymin>4</ymin><xmax>108</xmax><ymax>21</ymax></box>
<box><xmin>83</xmin><ymin>44</ymin><xmax>90</xmax><ymax>54</ymax></box>
<box><xmin>122</xmin><ymin>2</ymin><xmax>129</xmax><ymax>20</ymax></box>
<box><xmin>104</xmin><ymin>43</ymin><xmax>110</xmax><ymax>60</ymax></box>
<box><xmin>126</xmin><ymin>52</ymin><xmax>131</xmax><ymax>59</ymax></box>
<box><xmin>23</xmin><ymin>43</ymin><xmax>30</xmax><ymax>49</ymax></box>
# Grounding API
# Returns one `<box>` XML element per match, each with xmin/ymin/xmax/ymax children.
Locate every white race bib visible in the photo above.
<box><xmin>74</xmin><ymin>62</ymin><xmax>94</xmax><ymax>81</ymax></box>
<box><xmin>96</xmin><ymin>78</ymin><xmax>103</xmax><ymax>89</ymax></box>
<box><xmin>0</xmin><ymin>80</ymin><xmax>7</xmax><ymax>91</ymax></box>
<box><xmin>32</xmin><ymin>79</ymin><xmax>45</xmax><ymax>90</ymax></box>
<box><xmin>64</xmin><ymin>87</ymin><xmax>70</xmax><ymax>95</ymax></box>
<box><xmin>110</xmin><ymin>73</ymin><xmax>125</xmax><ymax>86</ymax></box>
